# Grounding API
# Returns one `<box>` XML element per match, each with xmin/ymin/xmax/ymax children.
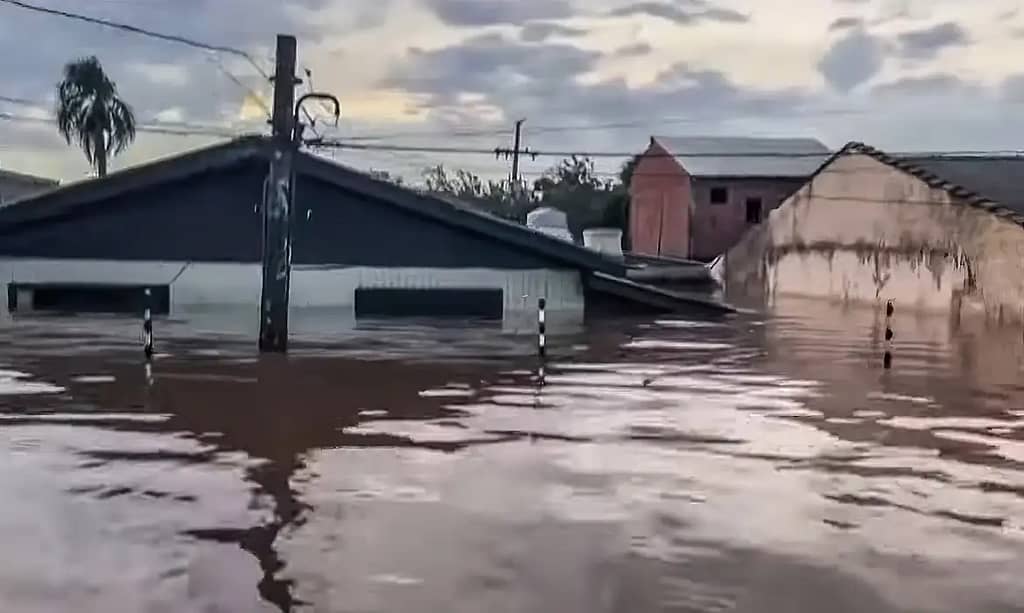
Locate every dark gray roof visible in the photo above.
<box><xmin>0</xmin><ymin>136</ymin><xmax>623</xmax><ymax>276</ymax></box>
<box><xmin>0</xmin><ymin>168</ymin><xmax>59</xmax><ymax>187</ymax></box>
<box><xmin>897</xmin><ymin>156</ymin><xmax>1024</xmax><ymax>215</ymax></box>
<box><xmin>653</xmin><ymin>136</ymin><xmax>831</xmax><ymax>178</ymax></box>
<box><xmin>836</xmin><ymin>143</ymin><xmax>1024</xmax><ymax>228</ymax></box>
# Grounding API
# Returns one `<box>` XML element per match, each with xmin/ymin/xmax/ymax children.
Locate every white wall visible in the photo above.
<box><xmin>724</xmin><ymin>154</ymin><xmax>1024</xmax><ymax>323</ymax></box>
<box><xmin>0</xmin><ymin>259</ymin><xmax>584</xmax><ymax>327</ymax></box>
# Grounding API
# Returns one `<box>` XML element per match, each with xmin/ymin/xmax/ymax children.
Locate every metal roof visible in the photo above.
<box><xmin>0</xmin><ymin>167</ymin><xmax>59</xmax><ymax>187</ymax></box>
<box><xmin>653</xmin><ymin>136</ymin><xmax>831</xmax><ymax>178</ymax></box>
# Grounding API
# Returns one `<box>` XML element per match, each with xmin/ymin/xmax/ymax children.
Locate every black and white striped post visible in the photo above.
<box><xmin>537</xmin><ymin>297</ymin><xmax>547</xmax><ymax>359</ymax></box>
<box><xmin>883</xmin><ymin>300</ymin><xmax>894</xmax><ymax>369</ymax></box>
<box><xmin>143</xmin><ymin>288</ymin><xmax>154</xmax><ymax>360</ymax></box>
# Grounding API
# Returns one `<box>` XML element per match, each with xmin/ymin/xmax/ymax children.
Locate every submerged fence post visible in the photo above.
<box><xmin>143</xmin><ymin>288</ymin><xmax>154</xmax><ymax>360</ymax></box>
<box><xmin>883</xmin><ymin>300</ymin><xmax>894</xmax><ymax>369</ymax></box>
<box><xmin>538</xmin><ymin>297</ymin><xmax>546</xmax><ymax>359</ymax></box>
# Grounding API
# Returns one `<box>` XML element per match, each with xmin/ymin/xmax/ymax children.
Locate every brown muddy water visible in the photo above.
<box><xmin>0</xmin><ymin>300</ymin><xmax>1021</xmax><ymax>613</ymax></box>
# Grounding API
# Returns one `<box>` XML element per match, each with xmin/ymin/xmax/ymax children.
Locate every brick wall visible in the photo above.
<box><xmin>628</xmin><ymin>142</ymin><xmax>691</xmax><ymax>258</ymax></box>
<box><xmin>690</xmin><ymin>177</ymin><xmax>805</xmax><ymax>261</ymax></box>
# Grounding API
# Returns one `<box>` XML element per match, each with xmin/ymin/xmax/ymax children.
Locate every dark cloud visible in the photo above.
<box><xmin>614</xmin><ymin>42</ymin><xmax>653</xmax><ymax>57</ymax></box>
<box><xmin>423</xmin><ymin>0</ymin><xmax>572</xmax><ymax>26</ymax></box>
<box><xmin>608</xmin><ymin>2</ymin><xmax>748</xmax><ymax>25</ymax></box>
<box><xmin>818</xmin><ymin>28</ymin><xmax>885</xmax><ymax>92</ymax></box>
<box><xmin>385</xmin><ymin>34</ymin><xmax>599</xmax><ymax>100</ymax></box>
<box><xmin>0</xmin><ymin>0</ymin><xmax>353</xmax><ymax>124</ymax></box>
<box><xmin>872</xmin><ymin>74</ymin><xmax>979</xmax><ymax>98</ymax></box>
<box><xmin>897</xmin><ymin>22</ymin><xmax>968</xmax><ymax>59</ymax></box>
<box><xmin>829</xmin><ymin>17</ymin><xmax>864</xmax><ymax>31</ymax></box>
<box><xmin>384</xmin><ymin>35</ymin><xmax>808</xmax><ymax>135</ymax></box>
<box><xmin>519</xmin><ymin>21</ymin><xmax>588</xmax><ymax>43</ymax></box>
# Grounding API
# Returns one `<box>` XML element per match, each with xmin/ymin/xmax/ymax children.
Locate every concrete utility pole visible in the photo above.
<box><xmin>259</xmin><ymin>34</ymin><xmax>299</xmax><ymax>353</ymax></box>
<box><xmin>495</xmin><ymin>118</ymin><xmax>535</xmax><ymax>193</ymax></box>
<box><xmin>511</xmin><ymin>118</ymin><xmax>525</xmax><ymax>183</ymax></box>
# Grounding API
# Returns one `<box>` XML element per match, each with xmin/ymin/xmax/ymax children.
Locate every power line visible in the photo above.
<box><xmin>0</xmin><ymin>111</ymin><xmax>246</xmax><ymax>137</ymax></box>
<box><xmin>307</xmin><ymin>139</ymin><xmax>1024</xmax><ymax>160</ymax></box>
<box><xmin>0</xmin><ymin>0</ymin><xmax>269</xmax><ymax>79</ymax></box>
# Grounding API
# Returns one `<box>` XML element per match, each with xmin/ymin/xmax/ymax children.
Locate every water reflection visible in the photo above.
<box><xmin>0</xmin><ymin>304</ymin><xmax>1021</xmax><ymax>612</ymax></box>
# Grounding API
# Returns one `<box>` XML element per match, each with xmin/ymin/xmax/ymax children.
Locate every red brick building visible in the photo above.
<box><xmin>629</xmin><ymin>136</ymin><xmax>830</xmax><ymax>261</ymax></box>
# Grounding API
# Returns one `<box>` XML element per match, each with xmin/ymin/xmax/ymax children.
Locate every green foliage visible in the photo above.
<box><xmin>421</xmin><ymin>154</ymin><xmax>638</xmax><ymax>239</ymax></box>
<box><xmin>56</xmin><ymin>56</ymin><xmax>136</xmax><ymax>177</ymax></box>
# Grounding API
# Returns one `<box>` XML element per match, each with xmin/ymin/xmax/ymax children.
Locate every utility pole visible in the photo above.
<box><xmin>511</xmin><ymin>118</ymin><xmax>524</xmax><ymax>183</ymax></box>
<box><xmin>495</xmin><ymin>118</ymin><xmax>535</xmax><ymax>192</ymax></box>
<box><xmin>259</xmin><ymin>34</ymin><xmax>299</xmax><ymax>353</ymax></box>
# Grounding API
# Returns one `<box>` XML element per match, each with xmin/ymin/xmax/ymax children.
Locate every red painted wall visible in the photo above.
<box><xmin>629</xmin><ymin>141</ymin><xmax>692</xmax><ymax>258</ymax></box>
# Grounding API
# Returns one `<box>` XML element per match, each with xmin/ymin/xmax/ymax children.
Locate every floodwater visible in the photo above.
<box><xmin>0</xmin><ymin>300</ymin><xmax>1021</xmax><ymax>613</ymax></box>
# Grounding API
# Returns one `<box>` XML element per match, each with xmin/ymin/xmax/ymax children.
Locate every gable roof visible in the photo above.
<box><xmin>0</xmin><ymin>136</ymin><xmax>622</xmax><ymax>275</ymax></box>
<box><xmin>836</xmin><ymin>142</ymin><xmax>1024</xmax><ymax>228</ymax></box>
<box><xmin>652</xmin><ymin>136</ymin><xmax>831</xmax><ymax>178</ymax></box>
<box><xmin>0</xmin><ymin>168</ymin><xmax>59</xmax><ymax>188</ymax></box>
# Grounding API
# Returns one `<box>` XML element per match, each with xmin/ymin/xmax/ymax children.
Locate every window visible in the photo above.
<box><xmin>710</xmin><ymin>187</ymin><xmax>728</xmax><ymax>205</ymax></box>
<box><xmin>745</xmin><ymin>197</ymin><xmax>763</xmax><ymax>224</ymax></box>
<box><xmin>8</xmin><ymin>284</ymin><xmax>170</xmax><ymax>314</ymax></box>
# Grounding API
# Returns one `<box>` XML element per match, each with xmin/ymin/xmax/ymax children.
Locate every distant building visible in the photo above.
<box><xmin>629</xmin><ymin>136</ymin><xmax>830</xmax><ymax>261</ymax></box>
<box><xmin>721</xmin><ymin>142</ymin><xmax>1024</xmax><ymax>324</ymax></box>
<box><xmin>0</xmin><ymin>167</ymin><xmax>58</xmax><ymax>205</ymax></box>
<box><xmin>0</xmin><ymin>137</ymin><xmax>729</xmax><ymax>327</ymax></box>
<box><xmin>526</xmin><ymin>206</ymin><xmax>573</xmax><ymax>242</ymax></box>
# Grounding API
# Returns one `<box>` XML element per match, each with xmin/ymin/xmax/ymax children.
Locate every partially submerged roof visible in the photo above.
<box><xmin>838</xmin><ymin>142</ymin><xmax>1024</xmax><ymax>227</ymax></box>
<box><xmin>652</xmin><ymin>136</ymin><xmax>831</xmax><ymax>178</ymax></box>
<box><xmin>0</xmin><ymin>136</ymin><xmax>621</xmax><ymax>275</ymax></box>
<box><xmin>0</xmin><ymin>167</ymin><xmax>59</xmax><ymax>188</ymax></box>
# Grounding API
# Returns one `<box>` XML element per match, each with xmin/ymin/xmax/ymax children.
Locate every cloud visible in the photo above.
<box><xmin>818</xmin><ymin>28</ymin><xmax>885</xmax><ymax>91</ymax></box>
<box><xmin>872</xmin><ymin>74</ymin><xmax>979</xmax><ymax>98</ymax></box>
<box><xmin>614</xmin><ymin>42</ymin><xmax>653</xmax><ymax>57</ymax></box>
<box><xmin>1003</xmin><ymin>75</ymin><xmax>1024</xmax><ymax>102</ymax></box>
<box><xmin>519</xmin><ymin>21</ymin><xmax>588</xmax><ymax>43</ymax></box>
<box><xmin>422</xmin><ymin>0</ymin><xmax>572</xmax><ymax>26</ymax></box>
<box><xmin>897</xmin><ymin>22</ymin><xmax>968</xmax><ymax>59</ymax></box>
<box><xmin>608</xmin><ymin>2</ymin><xmax>748</xmax><ymax>25</ymax></box>
<box><xmin>384</xmin><ymin>34</ymin><xmax>808</xmax><ymax>135</ymax></box>
<box><xmin>829</xmin><ymin>17</ymin><xmax>864</xmax><ymax>31</ymax></box>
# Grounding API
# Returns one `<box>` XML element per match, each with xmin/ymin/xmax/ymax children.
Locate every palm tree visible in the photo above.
<box><xmin>55</xmin><ymin>56</ymin><xmax>136</xmax><ymax>178</ymax></box>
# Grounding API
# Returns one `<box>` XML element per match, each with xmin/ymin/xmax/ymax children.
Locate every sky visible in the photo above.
<box><xmin>1</xmin><ymin>0</ymin><xmax>1023</xmax><ymax>184</ymax></box>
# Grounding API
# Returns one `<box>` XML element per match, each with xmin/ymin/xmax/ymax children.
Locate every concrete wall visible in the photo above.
<box><xmin>722</xmin><ymin>153</ymin><xmax>1024</xmax><ymax>323</ymax></box>
<box><xmin>690</xmin><ymin>177</ymin><xmax>805</xmax><ymax>261</ymax></box>
<box><xmin>629</xmin><ymin>142</ymin><xmax>691</xmax><ymax>258</ymax></box>
<box><xmin>0</xmin><ymin>259</ymin><xmax>585</xmax><ymax>329</ymax></box>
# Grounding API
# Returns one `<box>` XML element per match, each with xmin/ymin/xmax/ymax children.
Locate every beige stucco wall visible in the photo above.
<box><xmin>723</xmin><ymin>153</ymin><xmax>1024</xmax><ymax>323</ymax></box>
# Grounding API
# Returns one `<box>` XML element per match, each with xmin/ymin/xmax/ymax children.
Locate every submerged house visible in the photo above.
<box><xmin>0</xmin><ymin>137</ymin><xmax>728</xmax><ymax>328</ymax></box>
<box><xmin>629</xmin><ymin>136</ymin><xmax>831</xmax><ymax>261</ymax></box>
<box><xmin>720</xmin><ymin>142</ymin><xmax>1024</xmax><ymax>323</ymax></box>
<box><xmin>0</xmin><ymin>167</ymin><xmax>58</xmax><ymax>205</ymax></box>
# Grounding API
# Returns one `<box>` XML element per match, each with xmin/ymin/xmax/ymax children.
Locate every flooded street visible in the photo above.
<box><xmin>0</xmin><ymin>301</ymin><xmax>1022</xmax><ymax>613</ymax></box>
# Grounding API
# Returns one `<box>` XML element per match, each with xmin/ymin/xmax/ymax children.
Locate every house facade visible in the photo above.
<box><xmin>0</xmin><ymin>137</ymin><xmax>727</xmax><ymax>331</ymax></box>
<box><xmin>0</xmin><ymin>168</ymin><xmax>58</xmax><ymax>205</ymax></box>
<box><xmin>629</xmin><ymin>136</ymin><xmax>830</xmax><ymax>261</ymax></box>
<box><xmin>720</xmin><ymin>143</ymin><xmax>1024</xmax><ymax>324</ymax></box>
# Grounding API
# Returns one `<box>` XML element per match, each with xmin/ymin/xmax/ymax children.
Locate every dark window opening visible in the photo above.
<box><xmin>355</xmin><ymin>288</ymin><xmax>504</xmax><ymax>319</ymax></box>
<box><xmin>8</xmin><ymin>284</ymin><xmax>169</xmax><ymax>315</ymax></box>
<box><xmin>745</xmin><ymin>198</ymin><xmax>763</xmax><ymax>224</ymax></box>
<box><xmin>710</xmin><ymin>187</ymin><xmax>728</xmax><ymax>205</ymax></box>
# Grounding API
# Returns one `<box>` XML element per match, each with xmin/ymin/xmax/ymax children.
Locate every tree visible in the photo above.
<box><xmin>422</xmin><ymin>165</ymin><xmax>534</xmax><ymax>221</ymax></box>
<box><xmin>56</xmin><ymin>56</ymin><xmax>136</xmax><ymax>178</ymax></box>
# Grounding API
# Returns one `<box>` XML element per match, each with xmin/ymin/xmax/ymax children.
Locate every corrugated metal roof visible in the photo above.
<box><xmin>897</xmin><ymin>155</ymin><xmax>1024</xmax><ymax>215</ymax></box>
<box><xmin>653</xmin><ymin>136</ymin><xmax>831</xmax><ymax>178</ymax></box>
